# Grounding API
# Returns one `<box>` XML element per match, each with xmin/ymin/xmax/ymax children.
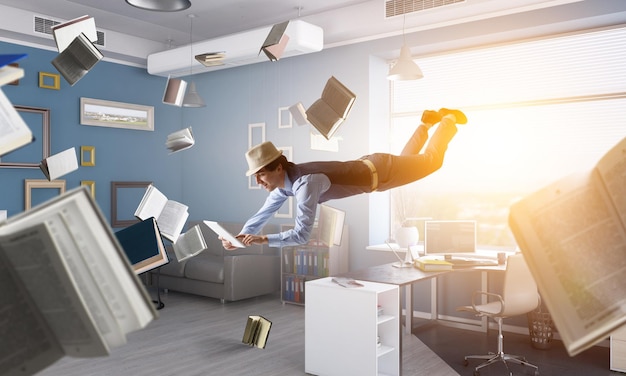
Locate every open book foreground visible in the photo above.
<box><xmin>0</xmin><ymin>186</ymin><xmax>157</xmax><ymax>376</ymax></box>
<box><xmin>509</xmin><ymin>136</ymin><xmax>626</xmax><ymax>356</ymax></box>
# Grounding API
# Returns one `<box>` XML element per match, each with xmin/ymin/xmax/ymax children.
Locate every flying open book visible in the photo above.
<box><xmin>52</xmin><ymin>32</ymin><xmax>103</xmax><ymax>86</ymax></box>
<box><xmin>172</xmin><ymin>224</ymin><xmax>207</xmax><ymax>262</ymax></box>
<box><xmin>289</xmin><ymin>76</ymin><xmax>356</xmax><ymax>140</ymax></box>
<box><xmin>51</xmin><ymin>15</ymin><xmax>98</xmax><ymax>53</ymax></box>
<box><xmin>115</xmin><ymin>217</ymin><xmax>170</xmax><ymax>275</ymax></box>
<box><xmin>39</xmin><ymin>147</ymin><xmax>79</xmax><ymax>181</ymax></box>
<box><xmin>0</xmin><ymin>186</ymin><xmax>157</xmax><ymax>375</ymax></box>
<box><xmin>509</xmin><ymin>136</ymin><xmax>626</xmax><ymax>357</ymax></box>
<box><xmin>0</xmin><ymin>85</ymin><xmax>33</xmax><ymax>158</ymax></box>
<box><xmin>203</xmin><ymin>220</ymin><xmax>245</xmax><ymax>248</ymax></box>
<box><xmin>165</xmin><ymin>127</ymin><xmax>195</xmax><ymax>154</ymax></box>
<box><xmin>134</xmin><ymin>185</ymin><xmax>189</xmax><ymax>243</ymax></box>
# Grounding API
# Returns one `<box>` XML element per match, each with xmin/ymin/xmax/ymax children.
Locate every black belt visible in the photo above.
<box><xmin>361</xmin><ymin>159</ymin><xmax>378</xmax><ymax>191</ymax></box>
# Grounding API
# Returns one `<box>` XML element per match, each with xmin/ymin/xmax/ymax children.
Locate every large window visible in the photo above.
<box><xmin>389</xmin><ymin>26</ymin><xmax>626</xmax><ymax>249</ymax></box>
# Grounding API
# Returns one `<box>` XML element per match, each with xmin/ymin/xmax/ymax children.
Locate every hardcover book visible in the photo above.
<box><xmin>0</xmin><ymin>86</ymin><xmax>33</xmax><ymax>157</ymax></box>
<box><xmin>305</xmin><ymin>76</ymin><xmax>356</xmax><ymax>140</ymax></box>
<box><xmin>172</xmin><ymin>224</ymin><xmax>207</xmax><ymax>262</ymax></box>
<box><xmin>509</xmin><ymin>136</ymin><xmax>626</xmax><ymax>356</ymax></box>
<box><xmin>242</xmin><ymin>315</ymin><xmax>272</xmax><ymax>349</ymax></box>
<box><xmin>260</xmin><ymin>21</ymin><xmax>289</xmax><ymax>61</ymax></box>
<box><xmin>39</xmin><ymin>147</ymin><xmax>78</xmax><ymax>181</ymax></box>
<box><xmin>414</xmin><ymin>258</ymin><xmax>453</xmax><ymax>271</ymax></box>
<box><xmin>52</xmin><ymin>32</ymin><xmax>103</xmax><ymax>86</ymax></box>
<box><xmin>165</xmin><ymin>127</ymin><xmax>195</xmax><ymax>154</ymax></box>
<box><xmin>52</xmin><ymin>14</ymin><xmax>98</xmax><ymax>53</ymax></box>
<box><xmin>115</xmin><ymin>217</ymin><xmax>170</xmax><ymax>275</ymax></box>
<box><xmin>0</xmin><ymin>186</ymin><xmax>157</xmax><ymax>376</ymax></box>
<box><xmin>134</xmin><ymin>184</ymin><xmax>189</xmax><ymax>243</ymax></box>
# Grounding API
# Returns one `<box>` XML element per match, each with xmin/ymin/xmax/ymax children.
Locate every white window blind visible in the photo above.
<box><xmin>389</xmin><ymin>26</ymin><xmax>626</xmax><ymax>248</ymax></box>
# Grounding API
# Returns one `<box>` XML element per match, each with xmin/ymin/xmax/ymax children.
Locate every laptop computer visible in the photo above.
<box><xmin>204</xmin><ymin>220</ymin><xmax>246</xmax><ymax>248</ymax></box>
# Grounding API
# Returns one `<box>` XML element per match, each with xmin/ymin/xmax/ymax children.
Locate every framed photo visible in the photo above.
<box><xmin>39</xmin><ymin>72</ymin><xmax>61</xmax><ymax>90</ymax></box>
<box><xmin>248</xmin><ymin>122</ymin><xmax>265</xmax><ymax>190</ymax></box>
<box><xmin>80</xmin><ymin>98</ymin><xmax>154</xmax><ymax>131</ymax></box>
<box><xmin>81</xmin><ymin>145</ymin><xmax>95</xmax><ymax>166</ymax></box>
<box><xmin>0</xmin><ymin>106</ymin><xmax>51</xmax><ymax>168</ymax></box>
<box><xmin>24</xmin><ymin>179</ymin><xmax>66</xmax><ymax>210</ymax></box>
<box><xmin>81</xmin><ymin>180</ymin><xmax>96</xmax><ymax>199</ymax></box>
<box><xmin>111</xmin><ymin>181</ymin><xmax>152</xmax><ymax>227</ymax></box>
<box><xmin>278</xmin><ymin>106</ymin><xmax>292</xmax><ymax>129</ymax></box>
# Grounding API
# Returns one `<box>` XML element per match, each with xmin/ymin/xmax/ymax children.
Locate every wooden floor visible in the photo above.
<box><xmin>38</xmin><ymin>290</ymin><xmax>458</xmax><ymax>376</ymax></box>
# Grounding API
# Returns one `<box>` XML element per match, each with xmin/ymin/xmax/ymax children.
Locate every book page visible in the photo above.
<box><xmin>157</xmin><ymin>200</ymin><xmax>189</xmax><ymax>243</ymax></box>
<box><xmin>595</xmin><ymin>137</ymin><xmax>626</xmax><ymax>227</ymax></box>
<box><xmin>0</xmin><ymin>239</ymin><xmax>64</xmax><ymax>376</ymax></box>
<box><xmin>5</xmin><ymin>188</ymin><xmax>157</xmax><ymax>341</ymax></box>
<box><xmin>0</xmin><ymin>222</ymin><xmax>110</xmax><ymax>358</ymax></box>
<box><xmin>509</xmin><ymin>171</ymin><xmax>626</xmax><ymax>356</ymax></box>
<box><xmin>320</xmin><ymin>76</ymin><xmax>356</xmax><ymax>119</ymax></box>
<box><xmin>172</xmin><ymin>224</ymin><xmax>207</xmax><ymax>262</ymax></box>
<box><xmin>0</xmin><ymin>88</ymin><xmax>32</xmax><ymax>157</ymax></box>
<box><xmin>134</xmin><ymin>185</ymin><xmax>167</xmax><ymax>222</ymax></box>
<box><xmin>44</xmin><ymin>147</ymin><xmax>79</xmax><ymax>181</ymax></box>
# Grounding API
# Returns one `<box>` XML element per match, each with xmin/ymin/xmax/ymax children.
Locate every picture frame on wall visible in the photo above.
<box><xmin>0</xmin><ymin>106</ymin><xmax>51</xmax><ymax>168</ymax></box>
<box><xmin>38</xmin><ymin>72</ymin><xmax>61</xmax><ymax>90</ymax></box>
<box><xmin>81</xmin><ymin>180</ymin><xmax>95</xmax><ymax>199</ymax></box>
<box><xmin>80</xmin><ymin>98</ymin><xmax>154</xmax><ymax>131</ymax></box>
<box><xmin>110</xmin><ymin>181</ymin><xmax>152</xmax><ymax>227</ymax></box>
<box><xmin>80</xmin><ymin>145</ymin><xmax>95</xmax><ymax>166</ymax></box>
<box><xmin>24</xmin><ymin>179</ymin><xmax>66</xmax><ymax>210</ymax></box>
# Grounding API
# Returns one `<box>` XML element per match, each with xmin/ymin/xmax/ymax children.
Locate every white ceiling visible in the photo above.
<box><xmin>0</xmin><ymin>0</ymin><xmax>624</xmax><ymax>68</ymax></box>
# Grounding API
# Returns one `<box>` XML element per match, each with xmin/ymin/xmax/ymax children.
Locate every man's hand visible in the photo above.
<box><xmin>219</xmin><ymin>235</ymin><xmax>240</xmax><ymax>250</ymax></box>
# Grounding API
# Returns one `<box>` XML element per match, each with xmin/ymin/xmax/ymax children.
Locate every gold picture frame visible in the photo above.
<box><xmin>24</xmin><ymin>179</ymin><xmax>66</xmax><ymax>210</ymax></box>
<box><xmin>81</xmin><ymin>180</ymin><xmax>96</xmax><ymax>199</ymax></box>
<box><xmin>81</xmin><ymin>145</ymin><xmax>95</xmax><ymax>166</ymax></box>
<box><xmin>39</xmin><ymin>72</ymin><xmax>61</xmax><ymax>90</ymax></box>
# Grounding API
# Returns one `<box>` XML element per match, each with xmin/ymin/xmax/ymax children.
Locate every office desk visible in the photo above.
<box><xmin>337</xmin><ymin>262</ymin><xmax>505</xmax><ymax>376</ymax></box>
<box><xmin>338</xmin><ymin>262</ymin><xmax>506</xmax><ymax>334</ymax></box>
<box><xmin>338</xmin><ymin>263</ymin><xmax>448</xmax><ymax>334</ymax></box>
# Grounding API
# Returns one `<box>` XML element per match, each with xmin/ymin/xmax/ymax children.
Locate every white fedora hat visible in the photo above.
<box><xmin>245</xmin><ymin>141</ymin><xmax>282</xmax><ymax>176</ymax></box>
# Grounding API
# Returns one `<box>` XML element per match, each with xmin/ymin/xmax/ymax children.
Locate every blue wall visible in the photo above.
<box><xmin>0</xmin><ymin>38</ymin><xmax>395</xmax><ymax>272</ymax></box>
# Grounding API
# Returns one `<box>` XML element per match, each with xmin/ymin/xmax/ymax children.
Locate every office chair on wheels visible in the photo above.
<box><xmin>457</xmin><ymin>253</ymin><xmax>540</xmax><ymax>376</ymax></box>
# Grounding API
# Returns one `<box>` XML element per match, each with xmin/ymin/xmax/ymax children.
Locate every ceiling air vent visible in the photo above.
<box><xmin>34</xmin><ymin>15</ymin><xmax>105</xmax><ymax>48</ymax></box>
<box><xmin>385</xmin><ymin>0</ymin><xmax>465</xmax><ymax>18</ymax></box>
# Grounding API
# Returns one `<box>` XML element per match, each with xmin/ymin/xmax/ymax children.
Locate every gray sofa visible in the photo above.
<box><xmin>148</xmin><ymin>221</ymin><xmax>280</xmax><ymax>302</ymax></box>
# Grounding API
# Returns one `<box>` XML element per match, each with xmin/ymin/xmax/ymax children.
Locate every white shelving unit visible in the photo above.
<box><xmin>305</xmin><ymin>277</ymin><xmax>400</xmax><ymax>376</ymax></box>
<box><xmin>281</xmin><ymin>226</ymin><xmax>348</xmax><ymax>305</ymax></box>
<box><xmin>611</xmin><ymin>324</ymin><xmax>626</xmax><ymax>372</ymax></box>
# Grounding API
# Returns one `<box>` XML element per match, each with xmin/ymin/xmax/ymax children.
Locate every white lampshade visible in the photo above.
<box><xmin>125</xmin><ymin>0</ymin><xmax>191</xmax><ymax>11</ymax></box>
<box><xmin>396</xmin><ymin>226</ymin><xmax>419</xmax><ymax>249</ymax></box>
<box><xmin>387</xmin><ymin>44</ymin><xmax>424</xmax><ymax>81</ymax></box>
<box><xmin>183</xmin><ymin>81</ymin><xmax>206</xmax><ymax>108</ymax></box>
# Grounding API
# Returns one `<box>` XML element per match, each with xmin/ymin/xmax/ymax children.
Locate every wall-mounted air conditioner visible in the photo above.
<box><xmin>147</xmin><ymin>20</ymin><xmax>323</xmax><ymax>77</ymax></box>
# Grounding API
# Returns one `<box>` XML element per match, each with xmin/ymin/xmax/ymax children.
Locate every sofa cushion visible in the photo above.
<box><xmin>157</xmin><ymin>246</ymin><xmax>186</xmax><ymax>277</ymax></box>
<box><xmin>184</xmin><ymin>255</ymin><xmax>224</xmax><ymax>283</ymax></box>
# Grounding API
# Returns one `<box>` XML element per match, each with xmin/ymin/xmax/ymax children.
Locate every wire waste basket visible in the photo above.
<box><xmin>527</xmin><ymin>304</ymin><xmax>554</xmax><ymax>349</ymax></box>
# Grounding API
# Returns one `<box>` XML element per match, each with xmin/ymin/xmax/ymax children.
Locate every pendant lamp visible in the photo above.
<box><xmin>387</xmin><ymin>15</ymin><xmax>423</xmax><ymax>81</ymax></box>
<box><xmin>183</xmin><ymin>14</ymin><xmax>206</xmax><ymax>108</ymax></box>
<box><xmin>387</xmin><ymin>44</ymin><xmax>423</xmax><ymax>81</ymax></box>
